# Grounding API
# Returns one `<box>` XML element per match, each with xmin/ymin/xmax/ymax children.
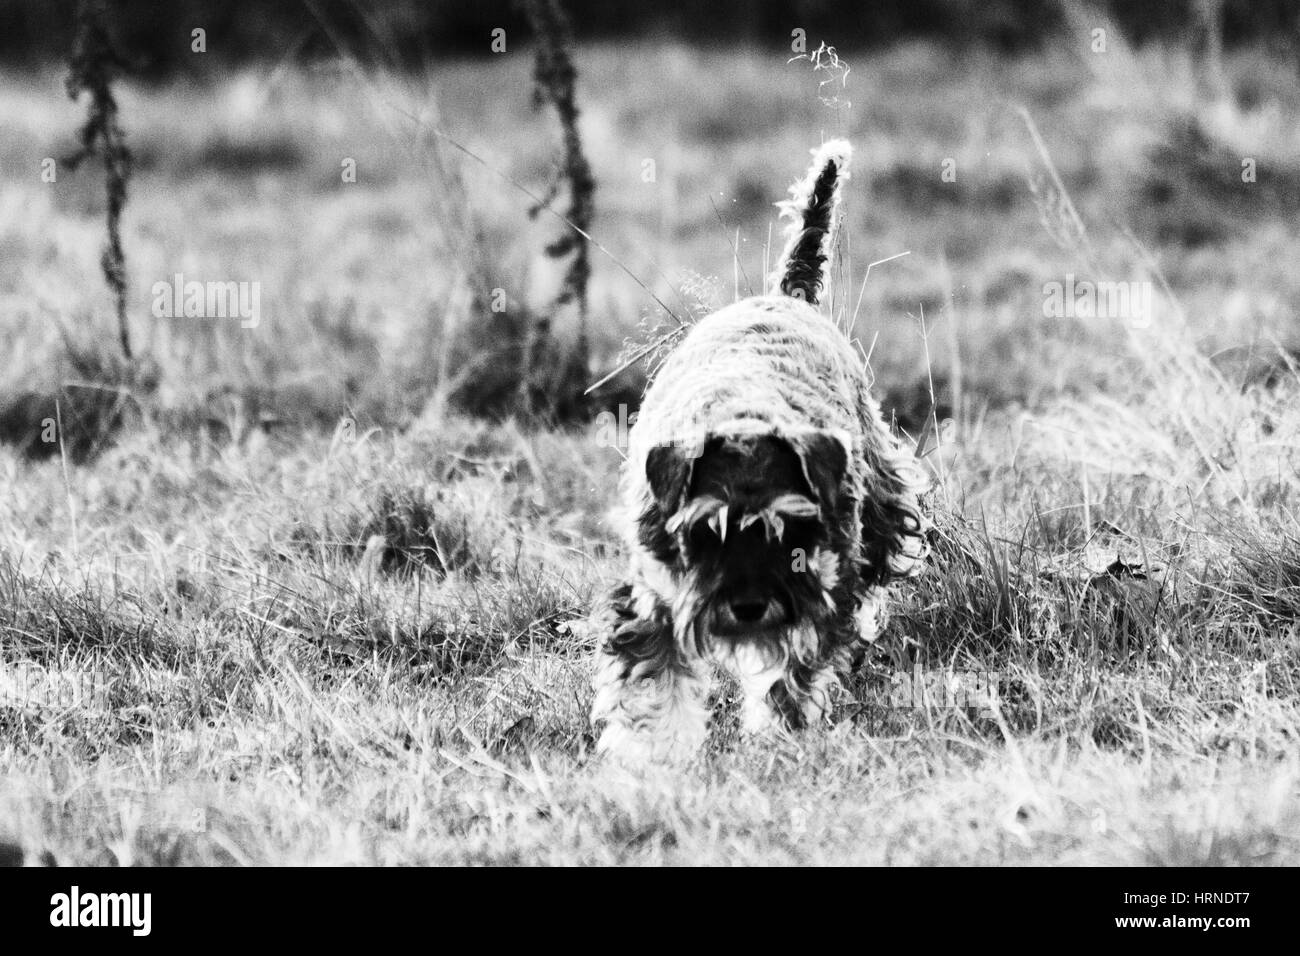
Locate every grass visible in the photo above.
<box><xmin>1</xmin><ymin>28</ymin><xmax>1299</xmax><ymax>864</ymax></box>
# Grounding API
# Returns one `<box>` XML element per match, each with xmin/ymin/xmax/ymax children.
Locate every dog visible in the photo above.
<box><xmin>591</xmin><ymin>140</ymin><xmax>929</xmax><ymax>763</ymax></box>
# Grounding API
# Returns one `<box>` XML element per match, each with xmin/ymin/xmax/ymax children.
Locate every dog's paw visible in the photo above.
<box><xmin>596</xmin><ymin>719</ymin><xmax>705</xmax><ymax>767</ymax></box>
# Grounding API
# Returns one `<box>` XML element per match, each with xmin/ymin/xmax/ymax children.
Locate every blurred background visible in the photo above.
<box><xmin>1</xmin><ymin>0</ymin><xmax>1299</xmax><ymax>449</ymax></box>
<box><xmin>3</xmin><ymin>0</ymin><xmax>1299</xmax><ymax>68</ymax></box>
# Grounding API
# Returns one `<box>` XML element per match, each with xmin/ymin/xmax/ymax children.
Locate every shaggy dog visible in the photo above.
<box><xmin>591</xmin><ymin>141</ymin><xmax>929</xmax><ymax>762</ymax></box>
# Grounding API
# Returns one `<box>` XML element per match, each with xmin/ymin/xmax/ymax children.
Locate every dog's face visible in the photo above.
<box><xmin>646</xmin><ymin>431</ymin><xmax>849</xmax><ymax>646</ymax></box>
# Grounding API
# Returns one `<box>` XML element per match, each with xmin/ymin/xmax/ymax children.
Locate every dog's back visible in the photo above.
<box><xmin>630</xmin><ymin>140</ymin><xmax>864</xmax><ymax>459</ymax></box>
<box><xmin>630</xmin><ymin>294</ymin><xmax>868</xmax><ymax>463</ymax></box>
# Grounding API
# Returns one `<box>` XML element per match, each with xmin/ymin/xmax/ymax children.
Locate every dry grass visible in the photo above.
<box><xmin>1</xmin><ymin>33</ymin><xmax>1299</xmax><ymax>864</ymax></box>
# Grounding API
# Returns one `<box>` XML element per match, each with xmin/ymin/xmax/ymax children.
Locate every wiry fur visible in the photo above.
<box><xmin>592</xmin><ymin>140</ymin><xmax>929</xmax><ymax>764</ymax></box>
<box><xmin>769</xmin><ymin>140</ymin><xmax>852</xmax><ymax>303</ymax></box>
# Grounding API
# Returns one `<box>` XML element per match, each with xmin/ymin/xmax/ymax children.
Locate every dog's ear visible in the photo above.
<box><xmin>645</xmin><ymin>442</ymin><xmax>696</xmax><ymax>514</ymax></box>
<box><xmin>859</xmin><ymin>430</ymin><xmax>930</xmax><ymax>587</ymax></box>
<box><xmin>786</xmin><ymin>429</ymin><xmax>851</xmax><ymax>508</ymax></box>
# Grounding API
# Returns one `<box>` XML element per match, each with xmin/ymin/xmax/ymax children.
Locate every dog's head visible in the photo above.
<box><xmin>645</xmin><ymin>430</ymin><xmax>850</xmax><ymax>648</ymax></box>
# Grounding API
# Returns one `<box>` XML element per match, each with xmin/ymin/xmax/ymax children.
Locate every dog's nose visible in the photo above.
<box><xmin>729</xmin><ymin>598</ymin><xmax>768</xmax><ymax>624</ymax></box>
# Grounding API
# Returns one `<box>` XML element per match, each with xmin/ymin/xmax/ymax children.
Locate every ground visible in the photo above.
<box><xmin>0</xmin><ymin>27</ymin><xmax>1298</xmax><ymax>864</ymax></box>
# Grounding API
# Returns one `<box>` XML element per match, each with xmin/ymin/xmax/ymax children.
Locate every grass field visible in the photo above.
<box><xmin>1</xmin><ymin>26</ymin><xmax>1299</xmax><ymax>864</ymax></box>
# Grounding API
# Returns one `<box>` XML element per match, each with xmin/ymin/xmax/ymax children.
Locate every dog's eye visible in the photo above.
<box><xmin>781</xmin><ymin>516</ymin><xmax>820</xmax><ymax>546</ymax></box>
<box><xmin>685</xmin><ymin>515</ymin><xmax>721</xmax><ymax>547</ymax></box>
<box><xmin>685</xmin><ymin>528</ymin><xmax>720</xmax><ymax>558</ymax></box>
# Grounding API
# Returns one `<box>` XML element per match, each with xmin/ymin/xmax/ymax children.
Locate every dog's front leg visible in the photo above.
<box><xmin>767</xmin><ymin>663</ymin><xmax>839</xmax><ymax>731</ymax></box>
<box><xmin>763</xmin><ymin>629</ymin><xmax>853</xmax><ymax>733</ymax></box>
<box><xmin>590</xmin><ymin>583</ymin><xmax>710</xmax><ymax>764</ymax></box>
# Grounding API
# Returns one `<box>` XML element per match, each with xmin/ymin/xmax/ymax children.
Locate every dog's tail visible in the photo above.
<box><xmin>768</xmin><ymin>139</ymin><xmax>852</xmax><ymax>305</ymax></box>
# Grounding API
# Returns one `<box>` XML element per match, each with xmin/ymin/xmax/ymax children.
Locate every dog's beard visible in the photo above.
<box><xmin>670</xmin><ymin>564</ymin><xmax>827</xmax><ymax>664</ymax></box>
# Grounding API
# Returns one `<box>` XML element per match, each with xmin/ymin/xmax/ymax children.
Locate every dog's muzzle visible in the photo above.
<box><xmin>711</xmin><ymin>591</ymin><xmax>791</xmax><ymax>637</ymax></box>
